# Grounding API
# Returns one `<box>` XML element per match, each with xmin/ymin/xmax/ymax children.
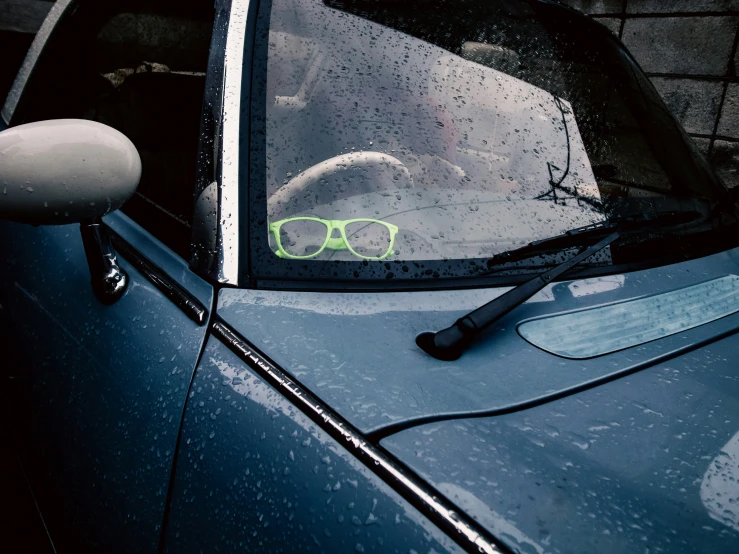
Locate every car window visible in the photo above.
<box><xmin>17</xmin><ymin>2</ymin><xmax>215</xmax><ymax>258</ymax></box>
<box><xmin>247</xmin><ymin>0</ymin><xmax>727</xmax><ymax>283</ymax></box>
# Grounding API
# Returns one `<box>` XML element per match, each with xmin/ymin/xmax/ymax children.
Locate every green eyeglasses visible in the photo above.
<box><xmin>269</xmin><ymin>217</ymin><xmax>399</xmax><ymax>260</ymax></box>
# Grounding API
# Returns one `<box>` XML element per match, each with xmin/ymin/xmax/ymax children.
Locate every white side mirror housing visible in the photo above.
<box><xmin>0</xmin><ymin>119</ymin><xmax>141</xmax><ymax>225</ymax></box>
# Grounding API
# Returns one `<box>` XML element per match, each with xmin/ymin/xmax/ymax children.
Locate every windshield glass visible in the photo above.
<box><xmin>247</xmin><ymin>0</ymin><xmax>728</xmax><ymax>282</ymax></box>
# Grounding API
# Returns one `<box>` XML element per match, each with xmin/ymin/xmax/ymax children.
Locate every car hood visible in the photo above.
<box><xmin>380</xmin><ymin>334</ymin><xmax>739</xmax><ymax>553</ymax></box>
<box><xmin>217</xmin><ymin>247</ymin><xmax>739</xmax><ymax>435</ymax></box>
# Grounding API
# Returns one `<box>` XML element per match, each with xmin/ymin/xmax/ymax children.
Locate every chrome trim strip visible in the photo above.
<box><xmin>217</xmin><ymin>0</ymin><xmax>250</xmax><ymax>284</ymax></box>
<box><xmin>1</xmin><ymin>0</ymin><xmax>74</xmax><ymax>124</ymax></box>
<box><xmin>211</xmin><ymin>320</ymin><xmax>506</xmax><ymax>554</ymax></box>
<box><xmin>110</xmin><ymin>233</ymin><xmax>208</xmax><ymax>326</ymax></box>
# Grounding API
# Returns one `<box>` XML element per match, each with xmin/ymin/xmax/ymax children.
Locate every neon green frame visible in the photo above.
<box><xmin>269</xmin><ymin>217</ymin><xmax>399</xmax><ymax>260</ymax></box>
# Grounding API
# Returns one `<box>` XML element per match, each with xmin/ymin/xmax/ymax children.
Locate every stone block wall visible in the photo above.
<box><xmin>562</xmin><ymin>0</ymin><xmax>739</xmax><ymax>187</ymax></box>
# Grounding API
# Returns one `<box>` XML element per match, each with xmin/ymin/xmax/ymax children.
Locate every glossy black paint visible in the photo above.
<box><xmin>110</xmin><ymin>230</ymin><xmax>209</xmax><ymax>325</ymax></box>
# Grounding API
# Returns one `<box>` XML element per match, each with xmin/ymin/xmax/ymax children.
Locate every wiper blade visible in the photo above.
<box><xmin>417</xmin><ymin>210</ymin><xmax>702</xmax><ymax>361</ymax></box>
<box><xmin>485</xmin><ymin>210</ymin><xmax>701</xmax><ymax>268</ymax></box>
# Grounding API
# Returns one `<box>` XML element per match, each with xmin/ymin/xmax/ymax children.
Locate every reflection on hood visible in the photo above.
<box><xmin>701</xmin><ymin>430</ymin><xmax>739</xmax><ymax>533</ymax></box>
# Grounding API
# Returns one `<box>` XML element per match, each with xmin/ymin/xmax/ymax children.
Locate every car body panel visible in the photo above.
<box><xmin>161</xmin><ymin>336</ymin><xmax>463</xmax><ymax>553</ymax></box>
<box><xmin>3</xmin><ymin>0</ymin><xmax>739</xmax><ymax>551</ymax></box>
<box><xmin>104</xmin><ymin>211</ymin><xmax>213</xmax><ymax>308</ymax></box>
<box><xmin>217</xmin><ymin>247</ymin><xmax>739</xmax><ymax>434</ymax></box>
<box><xmin>380</xmin><ymin>337</ymin><xmax>739</xmax><ymax>553</ymax></box>
<box><xmin>0</xmin><ymin>210</ymin><xmax>212</xmax><ymax>552</ymax></box>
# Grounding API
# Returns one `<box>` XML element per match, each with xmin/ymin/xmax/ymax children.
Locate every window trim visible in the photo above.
<box><xmin>1</xmin><ymin>0</ymin><xmax>75</xmax><ymax>125</ymax></box>
<box><xmin>190</xmin><ymin>0</ymin><xmax>232</xmax><ymax>279</ymax></box>
<box><xmin>190</xmin><ymin>0</ymin><xmax>258</xmax><ymax>287</ymax></box>
<box><xmin>217</xmin><ymin>0</ymin><xmax>251</xmax><ymax>285</ymax></box>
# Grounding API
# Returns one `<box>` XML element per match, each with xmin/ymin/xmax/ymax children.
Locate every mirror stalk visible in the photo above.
<box><xmin>80</xmin><ymin>218</ymin><xmax>128</xmax><ymax>304</ymax></box>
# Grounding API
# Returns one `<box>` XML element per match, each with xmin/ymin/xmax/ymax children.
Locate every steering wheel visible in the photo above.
<box><xmin>268</xmin><ymin>151</ymin><xmax>413</xmax><ymax>215</ymax></box>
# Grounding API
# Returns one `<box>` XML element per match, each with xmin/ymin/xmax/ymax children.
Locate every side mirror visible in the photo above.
<box><xmin>0</xmin><ymin>119</ymin><xmax>141</xmax><ymax>223</ymax></box>
<box><xmin>0</xmin><ymin>119</ymin><xmax>142</xmax><ymax>303</ymax></box>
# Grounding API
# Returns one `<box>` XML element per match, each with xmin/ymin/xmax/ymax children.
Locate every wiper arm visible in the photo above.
<box><xmin>416</xmin><ymin>210</ymin><xmax>702</xmax><ymax>361</ymax></box>
<box><xmin>416</xmin><ymin>231</ymin><xmax>620</xmax><ymax>361</ymax></box>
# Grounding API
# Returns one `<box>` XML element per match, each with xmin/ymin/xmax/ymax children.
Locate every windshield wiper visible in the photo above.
<box><xmin>416</xmin><ymin>210</ymin><xmax>702</xmax><ymax>361</ymax></box>
<box><xmin>481</xmin><ymin>210</ymin><xmax>701</xmax><ymax>270</ymax></box>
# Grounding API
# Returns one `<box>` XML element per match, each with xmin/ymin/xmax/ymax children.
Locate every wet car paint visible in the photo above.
<box><xmin>161</xmin><ymin>336</ymin><xmax>463</xmax><ymax>553</ymax></box>
<box><xmin>0</xmin><ymin>210</ymin><xmax>212</xmax><ymax>552</ymax></box>
<box><xmin>216</xmin><ymin>246</ymin><xmax>739</xmax><ymax>435</ymax></box>
<box><xmin>381</xmin><ymin>338</ymin><xmax>739</xmax><ymax>553</ymax></box>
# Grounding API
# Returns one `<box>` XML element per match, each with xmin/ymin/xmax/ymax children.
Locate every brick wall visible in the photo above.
<box><xmin>563</xmin><ymin>0</ymin><xmax>739</xmax><ymax>187</ymax></box>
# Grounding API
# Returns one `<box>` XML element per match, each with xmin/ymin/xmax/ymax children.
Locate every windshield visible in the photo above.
<box><xmin>247</xmin><ymin>0</ymin><xmax>729</xmax><ymax>283</ymax></box>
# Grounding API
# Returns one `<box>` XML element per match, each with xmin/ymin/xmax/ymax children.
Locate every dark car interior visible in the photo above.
<box><xmin>16</xmin><ymin>0</ymin><xmax>216</xmax><ymax>258</ymax></box>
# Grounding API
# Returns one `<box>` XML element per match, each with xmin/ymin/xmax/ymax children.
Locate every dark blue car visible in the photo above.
<box><xmin>1</xmin><ymin>0</ymin><xmax>738</xmax><ymax>552</ymax></box>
